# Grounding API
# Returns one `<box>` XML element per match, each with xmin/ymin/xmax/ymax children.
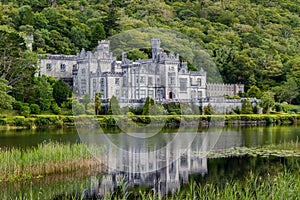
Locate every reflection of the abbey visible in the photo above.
<box><xmin>88</xmin><ymin>130</ymin><xmax>242</xmax><ymax>197</ymax></box>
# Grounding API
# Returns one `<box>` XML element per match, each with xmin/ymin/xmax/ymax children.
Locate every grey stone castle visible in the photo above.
<box><xmin>39</xmin><ymin>38</ymin><xmax>244</xmax><ymax>104</ymax></box>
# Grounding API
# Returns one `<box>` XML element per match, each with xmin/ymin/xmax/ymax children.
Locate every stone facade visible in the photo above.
<box><xmin>39</xmin><ymin>54</ymin><xmax>77</xmax><ymax>86</ymax></box>
<box><xmin>206</xmin><ymin>83</ymin><xmax>244</xmax><ymax>97</ymax></box>
<box><xmin>39</xmin><ymin>38</ymin><xmax>244</xmax><ymax>103</ymax></box>
<box><xmin>73</xmin><ymin>39</ymin><xmax>207</xmax><ymax>101</ymax></box>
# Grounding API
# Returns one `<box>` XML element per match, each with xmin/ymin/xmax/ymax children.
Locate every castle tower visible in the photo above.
<box><xmin>151</xmin><ymin>38</ymin><xmax>161</xmax><ymax>63</ymax></box>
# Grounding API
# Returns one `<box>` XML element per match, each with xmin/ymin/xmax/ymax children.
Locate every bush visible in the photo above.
<box><xmin>30</xmin><ymin>104</ymin><xmax>40</xmax><ymax>114</ymax></box>
<box><xmin>20</xmin><ymin>106</ymin><xmax>31</xmax><ymax>117</ymax></box>
<box><xmin>72</xmin><ymin>100</ymin><xmax>85</xmax><ymax>115</ymax></box>
<box><xmin>51</xmin><ymin>103</ymin><xmax>61</xmax><ymax>115</ymax></box>
<box><xmin>274</xmin><ymin>104</ymin><xmax>283</xmax><ymax>112</ymax></box>
<box><xmin>13</xmin><ymin>101</ymin><xmax>23</xmax><ymax>110</ymax></box>
<box><xmin>204</xmin><ymin>104</ymin><xmax>214</xmax><ymax>115</ymax></box>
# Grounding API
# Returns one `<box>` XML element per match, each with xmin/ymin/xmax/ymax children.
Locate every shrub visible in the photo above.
<box><xmin>72</xmin><ymin>100</ymin><xmax>85</xmax><ymax>115</ymax></box>
<box><xmin>51</xmin><ymin>103</ymin><xmax>61</xmax><ymax>115</ymax></box>
<box><xmin>20</xmin><ymin>105</ymin><xmax>31</xmax><ymax>117</ymax></box>
<box><xmin>30</xmin><ymin>104</ymin><xmax>40</xmax><ymax>114</ymax></box>
<box><xmin>13</xmin><ymin>101</ymin><xmax>23</xmax><ymax>110</ymax></box>
<box><xmin>204</xmin><ymin>104</ymin><xmax>214</xmax><ymax>115</ymax></box>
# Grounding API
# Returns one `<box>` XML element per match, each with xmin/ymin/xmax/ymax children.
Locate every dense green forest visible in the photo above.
<box><xmin>1</xmin><ymin>0</ymin><xmax>300</xmax><ymax>111</ymax></box>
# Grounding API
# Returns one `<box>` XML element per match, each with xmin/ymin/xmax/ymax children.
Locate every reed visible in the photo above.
<box><xmin>104</xmin><ymin>168</ymin><xmax>300</xmax><ymax>200</ymax></box>
<box><xmin>0</xmin><ymin>142</ymin><xmax>104</xmax><ymax>182</ymax></box>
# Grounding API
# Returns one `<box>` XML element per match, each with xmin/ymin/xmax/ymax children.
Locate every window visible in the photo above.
<box><xmin>115</xmin><ymin>78</ymin><xmax>120</xmax><ymax>85</ymax></box>
<box><xmin>157</xmin><ymin>78</ymin><xmax>160</xmax><ymax>85</ymax></box>
<box><xmin>198</xmin><ymin>91</ymin><xmax>203</xmax><ymax>99</ymax></box>
<box><xmin>140</xmin><ymin>76</ymin><xmax>145</xmax><ymax>84</ymax></box>
<box><xmin>81</xmin><ymin>79</ymin><xmax>86</xmax><ymax>89</ymax></box>
<box><xmin>115</xmin><ymin>89</ymin><xmax>120</xmax><ymax>97</ymax></box>
<box><xmin>140</xmin><ymin>90</ymin><xmax>146</xmax><ymax>98</ymax></box>
<box><xmin>81</xmin><ymin>68</ymin><xmax>86</xmax><ymax>74</ymax></box>
<box><xmin>148</xmin><ymin>90</ymin><xmax>154</xmax><ymax>98</ymax></box>
<box><xmin>60</xmin><ymin>63</ymin><xmax>66</xmax><ymax>72</ymax></box>
<box><xmin>148</xmin><ymin>77</ymin><xmax>153</xmax><ymax>86</ymax></box>
<box><xmin>191</xmin><ymin>90</ymin><xmax>196</xmax><ymax>99</ymax></box>
<box><xmin>168</xmin><ymin>77</ymin><xmax>175</xmax><ymax>85</ymax></box>
<box><xmin>123</xmin><ymin>77</ymin><xmax>127</xmax><ymax>86</ymax></box>
<box><xmin>93</xmin><ymin>79</ymin><xmax>96</xmax><ymax>88</ymax></box>
<box><xmin>135</xmin><ymin>89</ymin><xmax>139</xmax><ymax>98</ymax></box>
<box><xmin>46</xmin><ymin>63</ymin><xmax>52</xmax><ymax>71</ymax></box>
<box><xmin>122</xmin><ymin>90</ymin><xmax>128</xmax><ymax>98</ymax></box>
<box><xmin>197</xmin><ymin>78</ymin><xmax>201</xmax><ymax>86</ymax></box>
<box><xmin>100</xmin><ymin>78</ymin><xmax>105</xmax><ymax>87</ymax></box>
<box><xmin>179</xmin><ymin>78</ymin><xmax>187</xmax><ymax>91</ymax></box>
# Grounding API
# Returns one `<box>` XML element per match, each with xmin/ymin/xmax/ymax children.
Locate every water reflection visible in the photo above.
<box><xmin>81</xmin><ymin>129</ymin><xmax>243</xmax><ymax>197</ymax></box>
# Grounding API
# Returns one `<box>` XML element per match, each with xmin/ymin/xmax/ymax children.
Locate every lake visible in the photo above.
<box><xmin>0</xmin><ymin>125</ymin><xmax>299</xmax><ymax>199</ymax></box>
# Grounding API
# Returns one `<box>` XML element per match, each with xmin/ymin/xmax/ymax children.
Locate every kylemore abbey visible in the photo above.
<box><xmin>39</xmin><ymin>38</ymin><xmax>246</xmax><ymax>112</ymax></box>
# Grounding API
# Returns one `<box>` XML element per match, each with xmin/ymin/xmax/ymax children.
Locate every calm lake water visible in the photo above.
<box><xmin>0</xmin><ymin>125</ymin><xmax>299</xmax><ymax>199</ymax></box>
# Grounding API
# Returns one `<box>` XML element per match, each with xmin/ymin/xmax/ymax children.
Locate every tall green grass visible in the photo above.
<box><xmin>0</xmin><ymin>142</ymin><xmax>103</xmax><ymax>182</ymax></box>
<box><xmin>100</xmin><ymin>168</ymin><xmax>300</xmax><ymax>200</ymax></box>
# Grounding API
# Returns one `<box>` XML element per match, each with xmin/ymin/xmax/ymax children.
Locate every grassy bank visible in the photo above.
<box><xmin>117</xmin><ymin>169</ymin><xmax>299</xmax><ymax>200</ymax></box>
<box><xmin>1</xmin><ymin>142</ymin><xmax>299</xmax><ymax>183</ymax></box>
<box><xmin>0</xmin><ymin>142</ymin><xmax>104</xmax><ymax>182</ymax></box>
<box><xmin>1</xmin><ymin>113</ymin><xmax>300</xmax><ymax>129</ymax></box>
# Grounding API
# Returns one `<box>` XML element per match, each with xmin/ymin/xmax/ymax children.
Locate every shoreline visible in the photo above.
<box><xmin>0</xmin><ymin>114</ymin><xmax>299</xmax><ymax>130</ymax></box>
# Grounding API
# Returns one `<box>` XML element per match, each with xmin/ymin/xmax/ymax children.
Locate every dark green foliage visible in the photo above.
<box><xmin>51</xmin><ymin>102</ymin><xmax>61</xmax><ymax>115</ymax></box>
<box><xmin>204</xmin><ymin>104</ymin><xmax>214</xmax><ymax>115</ymax></box>
<box><xmin>30</xmin><ymin>104</ymin><xmax>40</xmax><ymax>114</ymax></box>
<box><xmin>126</xmin><ymin>49</ymin><xmax>148</xmax><ymax>61</ymax></box>
<box><xmin>241</xmin><ymin>99</ymin><xmax>253</xmax><ymax>114</ymax></box>
<box><xmin>142</xmin><ymin>97</ymin><xmax>154</xmax><ymax>115</ymax></box>
<box><xmin>95</xmin><ymin>93</ymin><xmax>102</xmax><ymax>115</ymax></box>
<box><xmin>0</xmin><ymin>78</ymin><xmax>15</xmax><ymax>110</ymax></box>
<box><xmin>52</xmin><ymin>79</ymin><xmax>70</xmax><ymax>106</ymax></box>
<box><xmin>20</xmin><ymin>105</ymin><xmax>31</xmax><ymax>117</ymax></box>
<box><xmin>247</xmin><ymin>86</ymin><xmax>262</xmax><ymax>99</ymax></box>
<box><xmin>260</xmin><ymin>91</ymin><xmax>275</xmax><ymax>114</ymax></box>
<box><xmin>0</xmin><ymin>30</ymin><xmax>37</xmax><ymax>98</ymax></box>
<box><xmin>90</xmin><ymin>23</ymin><xmax>106</xmax><ymax>48</ymax></box>
<box><xmin>107</xmin><ymin>95</ymin><xmax>121</xmax><ymax>115</ymax></box>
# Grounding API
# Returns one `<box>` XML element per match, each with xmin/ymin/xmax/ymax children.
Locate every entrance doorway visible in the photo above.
<box><xmin>169</xmin><ymin>92</ymin><xmax>175</xmax><ymax>99</ymax></box>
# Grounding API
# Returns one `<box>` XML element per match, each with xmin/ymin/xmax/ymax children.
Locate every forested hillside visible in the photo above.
<box><xmin>1</xmin><ymin>0</ymin><xmax>300</xmax><ymax>103</ymax></box>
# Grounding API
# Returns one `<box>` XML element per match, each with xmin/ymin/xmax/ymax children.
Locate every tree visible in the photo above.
<box><xmin>127</xmin><ymin>49</ymin><xmax>148</xmax><ymax>61</ymax></box>
<box><xmin>107</xmin><ymin>95</ymin><xmax>121</xmax><ymax>115</ymax></box>
<box><xmin>142</xmin><ymin>96</ymin><xmax>154</xmax><ymax>115</ymax></box>
<box><xmin>0</xmin><ymin>30</ymin><xmax>37</xmax><ymax>93</ymax></box>
<box><xmin>53</xmin><ymin>79</ymin><xmax>70</xmax><ymax>106</ymax></box>
<box><xmin>86</xmin><ymin>102</ymin><xmax>95</xmax><ymax>115</ymax></box>
<box><xmin>72</xmin><ymin>100</ymin><xmax>85</xmax><ymax>115</ymax></box>
<box><xmin>90</xmin><ymin>23</ymin><xmax>106</xmax><ymax>48</ymax></box>
<box><xmin>95</xmin><ymin>92</ymin><xmax>102</xmax><ymax>115</ymax></box>
<box><xmin>204</xmin><ymin>104</ymin><xmax>214</xmax><ymax>115</ymax></box>
<box><xmin>0</xmin><ymin>78</ymin><xmax>15</xmax><ymax>111</ymax></box>
<box><xmin>26</xmin><ymin>76</ymin><xmax>52</xmax><ymax>111</ymax></box>
<box><xmin>273</xmin><ymin>78</ymin><xmax>299</xmax><ymax>104</ymax></box>
<box><xmin>260</xmin><ymin>91</ymin><xmax>275</xmax><ymax>114</ymax></box>
<box><xmin>82</xmin><ymin>93</ymin><xmax>91</xmax><ymax>108</ymax></box>
<box><xmin>241</xmin><ymin>98</ymin><xmax>253</xmax><ymax>114</ymax></box>
<box><xmin>246</xmin><ymin>86</ymin><xmax>262</xmax><ymax>98</ymax></box>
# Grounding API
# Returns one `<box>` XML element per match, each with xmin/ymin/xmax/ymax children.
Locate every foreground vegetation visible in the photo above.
<box><xmin>1</xmin><ymin>141</ymin><xmax>299</xmax><ymax>183</ymax></box>
<box><xmin>0</xmin><ymin>142</ymin><xmax>103</xmax><ymax>182</ymax></box>
<box><xmin>1</xmin><ymin>113</ymin><xmax>300</xmax><ymax>129</ymax></box>
<box><xmin>104</xmin><ymin>169</ymin><xmax>300</xmax><ymax>200</ymax></box>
